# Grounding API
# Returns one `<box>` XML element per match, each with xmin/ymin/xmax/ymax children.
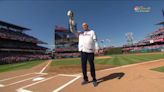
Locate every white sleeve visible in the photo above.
<box><xmin>92</xmin><ymin>31</ymin><xmax>99</xmax><ymax>50</ymax></box>
<box><xmin>92</xmin><ymin>31</ymin><xmax>97</xmax><ymax>40</ymax></box>
<box><xmin>94</xmin><ymin>40</ymin><xmax>99</xmax><ymax>50</ymax></box>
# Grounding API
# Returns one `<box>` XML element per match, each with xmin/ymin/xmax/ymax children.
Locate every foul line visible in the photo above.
<box><xmin>51</xmin><ymin>59</ymin><xmax>164</xmax><ymax>92</ymax></box>
<box><xmin>17</xmin><ymin>75</ymin><xmax>59</xmax><ymax>92</ymax></box>
<box><xmin>52</xmin><ymin>59</ymin><xmax>163</xmax><ymax>92</ymax></box>
<box><xmin>74</xmin><ymin>59</ymin><xmax>164</xmax><ymax>75</ymax></box>
<box><xmin>53</xmin><ymin>75</ymin><xmax>81</xmax><ymax>92</ymax></box>
<box><xmin>39</xmin><ymin>60</ymin><xmax>51</xmax><ymax>73</ymax></box>
<box><xmin>98</xmin><ymin>59</ymin><xmax>164</xmax><ymax>72</ymax></box>
<box><xmin>17</xmin><ymin>74</ymin><xmax>81</xmax><ymax>92</ymax></box>
<box><xmin>0</xmin><ymin>60</ymin><xmax>51</xmax><ymax>82</ymax></box>
<box><xmin>4</xmin><ymin>75</ymin><xmax>45</xmax><ymax>87</ymax></box>
<box><xmin>0</xmin><ymin>73</ymin><xmax>34</xmax><ymax>82</ymax></box>
<box><xmin>58</xmin><ymin>74</ymin><xmax>80</xmax><ymax>77</ymax></box>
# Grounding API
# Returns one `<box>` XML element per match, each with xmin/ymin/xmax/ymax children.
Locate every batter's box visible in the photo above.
<box><xmin>0</xmin><ymin>72</ymin><xmax>46</xmax><ymax>87</ymax></box>
<box><xmin>17</xmin><ymin>74</ymin><xmax>81</xmax><ymax>92</ymax></box>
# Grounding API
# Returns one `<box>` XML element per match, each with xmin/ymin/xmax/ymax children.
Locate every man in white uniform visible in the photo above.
<box><xmin>79</xmin><ymin>22</ymin><xmax>99</xmax><ymax>87</ymax></box>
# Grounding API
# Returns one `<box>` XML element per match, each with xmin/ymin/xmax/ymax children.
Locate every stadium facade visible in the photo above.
<box><xmin>54</xmin><ymin>26</ymin><xmax>80</xmax><ymax>58</ymax></box>
<box><xmin>122</xmin><ymin>27</ymin><xmax>164</xmax><ymax>53</ymax></box>
<box><xmin>0</xmin><ymin>20</ymin><xmax>50</xmax><ymax>64</ymax></box>
<box><xmin>122</xmin><ymin>9</ymin><xmax>164</xmax><ymax>53</ymax></box>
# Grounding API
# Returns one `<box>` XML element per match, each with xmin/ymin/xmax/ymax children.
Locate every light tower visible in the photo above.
<box><xmin>106</xmin><ymin>38</ymin><xmax>111</xmax><ymax>47</ymax></box>
<box><xmin>100</xmin><ymin>40</ymin><xmax>105</xmax><ymax>48</ymax></box>
<box><xmin>125</xmin><ymin>32</ymin><xmax>134</xmax><ymax>45</ymax></box>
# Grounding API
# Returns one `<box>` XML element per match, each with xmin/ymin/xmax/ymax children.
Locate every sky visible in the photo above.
<box><xmin>0</xmin><ymin>0</ymin><xmax>164</xmax><ymax>49</ymax></box>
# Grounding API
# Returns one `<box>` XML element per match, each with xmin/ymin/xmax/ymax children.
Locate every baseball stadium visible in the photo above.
<box><xmin>1</xmin><ymin>0</ymin><xmax>164</xmax><ymax>92</ymax></box>
<box><xmin>54</xmin><ymin>25</ymin><xmax>80</xmax><ymax>58</ymax></box>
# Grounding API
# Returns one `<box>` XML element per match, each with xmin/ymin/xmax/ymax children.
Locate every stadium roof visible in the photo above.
<box><xmin>0</xmin><ymin>20</ymin><xmax>30</xmax><ymax>31</ymax></box>
<box><xmin>156</xmin><ymin>21</ymin><xmax>164</xmax><ymax>25</ymax></box>
<box><xmin>55</xmin><ymin>25</ymin><xmax>68</xmax><ymax>32</ymax></box>
<box><xmin>156</xmin><ymin>9</ymin><xmax>164</xmax><ymax>26</ymax></box>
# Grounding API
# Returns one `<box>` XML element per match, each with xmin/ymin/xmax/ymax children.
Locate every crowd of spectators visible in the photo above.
<box><xmin>55</xmin><ymin>52</ymin><xmax>80</xmax><ymax>58</ymax></box>
<box><xmin>0</xmin><ymin>53</ymin><xmax>51</xmax><ymax>64</ymax></box>
<box><xmin>0</xmin><ymin>28</ymin><xmax>43</xmax><ymax>43</ymax></box>
<box><xmin>0</xmin><ymin>26</ymin><xmax>49</xmax><ymax>64</ymax></box>
<box><xmin>0</xmin><ymin>42</ymin><xmax>47</xmax><ymax>50</ymax></box>
<box><xmin>55</xmin><ymin>48</ymin><xmax>78</xmax><ymax>52</ymax></box>
<box><xmin>123</xmin><ymin>27</ymin><xmax>164</xmax><ymax>53</ymax></box>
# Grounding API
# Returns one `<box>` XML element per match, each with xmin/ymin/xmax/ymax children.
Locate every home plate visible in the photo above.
<box><xmin>0</xmin><ymin>84</ymin><xmax>5</xmax><ymax>87</ymax></box>
<box><xmin>32</xmin><ymin>77</ymin><xmax>45</xmax><ymax>81</ymax></box>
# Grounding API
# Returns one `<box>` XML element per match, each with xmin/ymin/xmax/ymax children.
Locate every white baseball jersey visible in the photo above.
<box><xmin>78</xmin><ymin>30</ymin><xmax>99</xmax><ymax>53</ymax></box>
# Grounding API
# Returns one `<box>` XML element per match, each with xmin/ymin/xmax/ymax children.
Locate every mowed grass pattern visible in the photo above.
<box><xmin>0</xmin><ymin>60</ymin><xmax>43</xmax><ymax>73</ymax></box>
<box><xmin>1</xmin><ymin>53</ymin><xmax>163</xmax><ymax>73</ymax></box>
<box><xmin>107</xmin><ymin>54</ymin><xmax>164</xmax><ymax>66</ymax></box>
<box><xmin>52</xmin><ymin>53</ymin><xmax>164</xmax><ymax>66</ymax></box>
<box><xmin>152</xmin><ymin>66</ymin><xmax>164</xmax><ymax>72</ymax></box>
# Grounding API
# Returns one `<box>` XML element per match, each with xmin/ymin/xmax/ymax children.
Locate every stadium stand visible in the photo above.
<box><xmin>0</xmin><ymin>20</ymin><xmax>50</xmax><ymax>64</ymax></box>
<box><xmin>54</xmin><ymin>26</ymin><xmax>80</xmax><ymax>58</ymax></box>
<box><xmin>122</xmin><ymin>27</ymin><xmax>164</xmax><ymax>53</ymax></box>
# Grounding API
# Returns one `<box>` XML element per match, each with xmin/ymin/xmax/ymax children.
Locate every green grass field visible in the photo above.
<box><xmin>1</xmin><ymin>53</ymin><xmax>164</xmax><ymax>73</ymax></box>
<box><xmin>51</xmin><ymin>53</ymin><xmax>164</xmax><ymax>66</ymax></box>
<box><xmin>152</xmin><ymin>66</ymin><xmax>164</xmax><ymax>73</ymax></box>
<box><xmin>0</xmin><ymin>60</ymin><xmax>43</xmax><ymax>73</ymax></box>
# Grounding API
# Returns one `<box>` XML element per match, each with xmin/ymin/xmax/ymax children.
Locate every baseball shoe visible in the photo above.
<box><xmin>93</xmin><ymin>81</ymin><xmax>98</xmax><ymax>87</ymax></box>
<box><xmin>81</xmin><ymin>80</ymin><xmax>88</xmax><ymax>85</ymax></box>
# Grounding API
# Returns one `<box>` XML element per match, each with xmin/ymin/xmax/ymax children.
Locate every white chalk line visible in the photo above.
<box><xmin>58</xmin><ymin>74</ymin><xmax>81</xmax><ymax>77</ymax></box>
<box><xmin>6</xmin><ymin>59</ymin><xmax>163</xmax><ymax>92</ymax></box>
<box><xmin>0</xmin><ymin>60</ymin><xmax>51</xmax><ymax>90</ymax></box>
<box><xmin>50</xmin><ymin>59</ymin><xmax>164</xmax><ymax>92</ymax></box>
<box><xmin>99</xmin><ymin>59</ymin><xmax>164</xmax><ymax>72</ymax></box>
<box><xmin>35</xmin><ymin>72</ymin><xmax>48</xmax><ymax>75</ymax></box>
<box><xmin>53</xmin><ymin>75</ymin><xmax>81</xmax><ymax>92</ymax></box>
<box><xmin>16</xmin><ymin>75</ymin><xmax>59</xmax><ymax>92</ymax></box>
<box><xmin>4</xmin><ymin>74</ymin><xmax>45</xmax><ymax>87</ymax></box>
<box><xmin>0</xmin><ymin>60</ymin><xmax>51</xmax><ymax>82</ymax></box>
<box><xmin>16</xmin><ymin>74</ymin><xmax>81</xmax><ymax>92</ymax></box>
<box><xmin>0</xmin><ymin>73</ymin><xmax>34</xmax><ymax>82</ymax></box>
<box><xmin>39</xmin><ymin>60</ymin><xmax>51</xmax><ymax>73</ymax></box>
<box><xmin>51</xmin><ymin>59</ymin><xmax>164</xmax><ymax>92</ymax></box>
<box><xmin>74</xmin><ymin>59</ymin><xmax>164</xmax><ymax>76</ymax></box>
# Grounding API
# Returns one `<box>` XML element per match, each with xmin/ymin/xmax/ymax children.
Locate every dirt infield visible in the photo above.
<box><xmin>1</xmin><ymin>59</ymin><xmax>164</xmax><ymax>92</ymax></box>
<box><xmin>95</xmin><ymin>56</ymin><xmax>112</xmax><ymax>59</ymax></box>
<box><xmin>48</xmin><ymin>55</ymin><xmax>113</xmax><ymax>74</ymax></box>
<box><xmin>47</xmin><ymin>64</ymin><xmax>115</xmax><ymax>74</ymax></box>
<box><xmin>62</xmin><ymin>59</ymin><xmax>164</xmax><ymax>92</ymax></box>
<box><xmin>54</xmin><ymin>56</ymin><xmax>112</xmax><ymax>61</ymax></box>
<box><xmin>0</xmin><ymin>60</ymin><xmax>51</xmax><ymax>80</ymax></box>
